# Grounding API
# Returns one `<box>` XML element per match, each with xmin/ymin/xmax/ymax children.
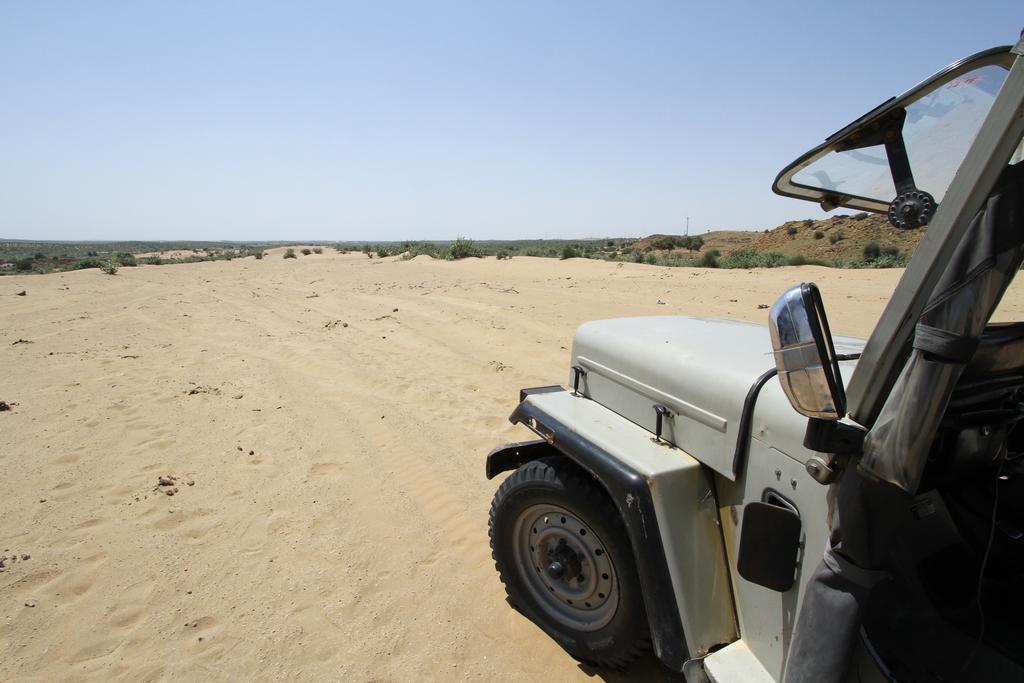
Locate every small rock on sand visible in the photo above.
<box><xmin>24</xmin><ymin>600</ymin><xmax>36</xmax><ymax>607</ymax></box>
<box><xmin>0</xmin><ymin>401</ymin><xmax>10</xmax><ymax>412</ymax></box>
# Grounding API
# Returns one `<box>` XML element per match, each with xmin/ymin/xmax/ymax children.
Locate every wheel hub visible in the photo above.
<box><xmin>545</xmin><ymin>539</ymin><xmax>582</xmax><ymax>581</ymax></box>
<box><xmin>513</xmin><ymin>504</ymin><xmax>619</xmax><ymax>631</ymax></box>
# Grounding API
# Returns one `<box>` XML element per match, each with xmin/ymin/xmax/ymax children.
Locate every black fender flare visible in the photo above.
<box><xmin>486</xmin><ymin>398</ymin><xmax>690</xmax><ymax>672</ymax></box>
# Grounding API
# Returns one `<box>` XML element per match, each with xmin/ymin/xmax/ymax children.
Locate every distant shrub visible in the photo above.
<box><xmin>786</xmin><ymin>255</ymin><xmax>831</xmax><ymax>267</ymax></box>
<box><xmin>301</xmin><ymin>248</ymin><xmax>312</xmax><ymax>256</ymax></box>
<box><xmin>882</xmin><ymin>245</ymin><xmax>901</xmax><ymax>258</ymax></box>
<box><xmin>813</xmin><ymin>230</ymin><xmax>824</xmax><ymax>240</ymax></box>
<box><xmin>15</xmin><ymin>258</ymin><xmax>33</xmax><ymax>271</ymax></box>
<box><xmin>403</xmin><ymin>242</ymin><xmax>443</xmax><ymax>259</ymax></box>
<box><xmin>101</xmin><ymin>261</ymin><xmax>118</xmax><ymax>275</ymax></box>
<box><xmin>786</xmin><ymin>226</ymin><xmax>798</xmax><ymax>235</ymax></box>
<box><xmin>829</xmin><ymin>231</ymin><xmax>845</xmax><ymax>245</ymax></box>
<box><xmin>863</xmin><ymin>242</ymin><xmax>881</xmax><ymax>260</ymax></box>
<box><xmin>284</xmin><ymin>248</ymin><xmax>297</xmax><ymax>259</ymax></box>
<box><xmin>721</xmin><ymin>250</ymin><xmax>786</xmax><ymax>269</ymax></box>
<box><xmin>853</xmin><ymin>212</ymin><xmax>870</xmax><ymax>220</ymax></box>
<box><xmin>114</xmin><ymin>252</ymin><xmax>137</xmax><ymax>267</ymax></box>
<box><xmin>632</xmin><ymin>250</ymin><xmax>645</xmax><ymax>263</ymax></box>
<box><xmin>867</xmin><ymin>253</ymin><xmax>908</xmax><ymax>268</ymax></box>
<box><xmin>376</xmin><ymin>246</ymin><xmax>391</xmax><ymax>257</ymax></box>
<box><xmin>645</xmin><ymin>253</ymin><xmax>658</xmax><ymax>265</ymax></box>
<box><xmin>699</xmin><ymin>250</ymin><xmax>720</xmax><ymax>268</ymax></box>
<box><xmin>803</xmin><ymin>219</ymin><xmax>814</xmax><ymax>227</ymax></box>
<box><xmin>254</xmin><ymin>251</ymin><xmax>264</xmax><ymax>260</ymax></box>
<box><xmin>447</xmin><ymin>237</ymin><xmax>480</xmax><ymax>260</ymax></box>
<box><xmin>561</xmin><ymin>246</ymin><xmax>580</xmax><ymax>260</ymax></box>
<box><xmin>649</xmin><ymin>235</ymin><xmax>705</xmax><ymax>252</ymax></box>
<box><xmin>145</xmin><ymin>256</ymin><xmax>164</xmax><ymax>265</ymax></box>
<box><xmin>496</xmin><ymin>250</ymin><xmax>511</xmax><ymax>260</ymax></box>
<box><xmin>313</xmin><ymin>247</ymin><xmax>323</xmax><ymax>254</ymax></box>
<box><xmin>72</xmin><ymin>258</ymin><xmax>104</xmax><ymax>270</ymax></box>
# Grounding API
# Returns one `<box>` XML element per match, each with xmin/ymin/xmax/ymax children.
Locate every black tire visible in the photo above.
<box><xmin>488</xmin><ymin>457</ymin><xmax>650</xmax><ymax>668</ymax></box>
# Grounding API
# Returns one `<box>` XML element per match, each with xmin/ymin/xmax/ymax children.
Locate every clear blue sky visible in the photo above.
<box><xmin>1</xmin><ymin>1</ymin><xmax>1020</xmax><ymax>241</ymax></box>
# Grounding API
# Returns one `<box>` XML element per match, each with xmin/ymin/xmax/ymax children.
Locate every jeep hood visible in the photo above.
<box><xmin>570</xmin><ymin>316</ymin><xmax>864</xmax><ymax>480</ymax></box>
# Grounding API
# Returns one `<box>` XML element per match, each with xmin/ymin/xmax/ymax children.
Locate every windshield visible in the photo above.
<box><xmin>791</xmin><ymin>64</ymin><xmax>1010</xmax><ymax>205</ymax></box>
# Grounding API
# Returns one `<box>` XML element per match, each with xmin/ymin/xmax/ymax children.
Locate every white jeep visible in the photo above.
<box><xmin>486</xmin><ymin>37</ymin><xmax>1024</xmax><ymax>682</ymax></box>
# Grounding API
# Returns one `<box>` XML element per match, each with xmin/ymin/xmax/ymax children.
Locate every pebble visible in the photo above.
<box><xmin>24</xmin><ymin>600</ymin><xmax>36</xmax><ymax>608</ymax></box>
<box><xmin>20</xmin><ymin>554</ymin><xmax>29</xmax><ymax>561</ymax></box>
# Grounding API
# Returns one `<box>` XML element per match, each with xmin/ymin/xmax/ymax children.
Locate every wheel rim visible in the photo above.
<box><xmin>512</xmin><ymin>503</ymin><xmax>619</xmax><ymax>631</ymax></box>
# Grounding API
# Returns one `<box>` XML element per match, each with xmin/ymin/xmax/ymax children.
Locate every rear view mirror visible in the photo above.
<box><xmin>768</xmin><ymin>283</ymin><xmax>847</xmax><ymax>420</ymax></box>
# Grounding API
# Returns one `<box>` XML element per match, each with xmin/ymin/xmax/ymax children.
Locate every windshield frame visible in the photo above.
<box><xmin>773</xmin><ymin>46</ymin><xmax>1015</xmax><ymax>213</ymax></box>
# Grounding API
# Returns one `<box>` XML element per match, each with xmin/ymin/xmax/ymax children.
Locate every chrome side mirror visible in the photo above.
<box><xmin>768</xmin><ymin>283</ymin><xmax>846</xmax><ymax>420</ymax></box>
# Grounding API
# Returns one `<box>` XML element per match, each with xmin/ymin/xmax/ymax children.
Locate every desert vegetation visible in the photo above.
<box><xmin>1</xmin><ymin>212</ymin><xmax>920</xmax><ymax>277</ymax></box>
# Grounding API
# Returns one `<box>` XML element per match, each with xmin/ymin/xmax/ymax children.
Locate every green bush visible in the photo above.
<box><xmin>645</xmin><ymin>253</ymin><xmax>658</xmax><ymax>265</ymax></box>
<box><xmin>632</xmin><ymin>250</ymin><xmax>645</xmax><ymax>263</ymax></box>
<box><xmin>313</xmin><ymin>247</ymin><xmax>323</xmax><ymax>254</ymax></box>
<box><xmin>699</xmin><ymin>250</ymin><xmax>720</xmax><ymax>268</ymax></box>
<box><xmin>403</xmin><ymin>242</ymin><xmax>443</xmax><ymax>259</ymax></box>
<box><xmin>853</xmin><ymin>212</ymin><xmax>870</xmax><ymax>220</ymax></box>
<box><xmin>496</xmin><ymin>250</ymin><xmax>511</xmax><ymax>260</ymax></box>
<box><xmin>283</xmin><ymin>248</ymin><xmax>297</xmax><ymax>259</ymax></box>
<box><xmin>882</xmin><ymin>245</ymin><xmax>901</xmax><ymax>258</ymax></box>
<box><xmin>115</xmin><ymin>252</ymin><xmax>137</xmax><ymax>267</ymax></box>
<box><xmin>867</xmin><ymin>253</ymin><xmax>908</xmax><ymax>268</ymax></box>
<box><xmin>786</xmin><ymin>255</ymin><xmax>831</xmax><ymax>267</ymax></box>
<box><xmin>254</xmin><ymin>251</ymin><xmax>264</xmax><ymax>260</ymax></box>
<box><xmin>101</xmin><ymin>261</ymin><xmax>118</xmax><ymax>275</ymax></box>
<box><xmin>15</xmin><ymin>258</ymin><xmax>33</xmax><ymax>271</ymax></box>
<box><xmin>71</xmin><ymin>258</ymin><xmax>104</xmax><ymax>270</ymax></box>
<box><xmin>301</xmin><ymin>248</ymin><xmax>312</xmax><ymax>256</ymax></box>
<box><xmin>786</xmin><ymin>226</ymin><xmax>798</xmax><ymax>235</ymax></box>
<box><xmin>376</xmin><ymin>246</ymin><xmax>391</xmax><ymax>257</ymax></box>
<box><xmin>561</xmin><ymin>246</ymin><xmax>580</xmax><ymax>260</ymax></box>
<box><xmin>447</xmin><ymin>236</ymin><xmax>480</xmax><ymax>260</ymax></box>
<box><xmin>829</xmin><ymin>231</ymin><xmax>845</xmax><ymax>245</ymax></box>
<box><xmin>648</xmin><ymin>235</ymin><xmax>706</xmax><ymax>252</ymax></box>
<box><xmin>813</xmin><ymin>230</ymin><xmax>824</xmax><ymax>240</ymax></box>
<box><xmin>721</xmin><ymin>250</ymin><xmax>786</xmax><ymax>269</ymax></box>
<box><xmin>863</xmin><ymin>242</ymin><xmax>881</xmax><ymax>260</ymax></box>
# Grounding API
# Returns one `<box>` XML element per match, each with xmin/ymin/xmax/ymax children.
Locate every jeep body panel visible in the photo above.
<box><xmin>505</xmin><ymin>388</ymin><xmax>739</xmax><ymax>669</ymax></box>
<box><xmin>570</xmin><ymin>316</ymin><xmax>864</xmax><ymax>479</ymax></box>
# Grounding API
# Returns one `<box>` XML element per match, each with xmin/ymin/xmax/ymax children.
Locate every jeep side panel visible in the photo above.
<box><xmin>493</xmin><ymin>387</ymin><xmax>739</xmax><ymax>671</ymax></box>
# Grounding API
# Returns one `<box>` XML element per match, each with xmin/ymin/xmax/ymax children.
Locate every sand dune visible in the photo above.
<box><xmin>3</xmin><ymin>251</ymin><xmax>1023</xmax><ymax>680</ymax></box>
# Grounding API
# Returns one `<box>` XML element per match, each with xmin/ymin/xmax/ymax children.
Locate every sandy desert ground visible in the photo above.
<box><xmin>3</xmin><ymin>250</ymin><xmax>1023</xmax><ymax>681</ymax></box>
